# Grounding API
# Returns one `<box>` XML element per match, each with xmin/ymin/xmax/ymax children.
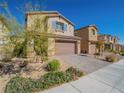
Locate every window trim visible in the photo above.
<box><xmin>52</xmin><ymin>21</ymin><xmax>67</xmax><ymax>32</ymax></box>
<box><xmin>92</xmin><ymin>29</ymin><xmax>96</xmax><ymax>35</ymax></box>
<box><xmin>56</xmin><ymin>21</ymin><xmax>65</xmax><ymax>31</ymax></box>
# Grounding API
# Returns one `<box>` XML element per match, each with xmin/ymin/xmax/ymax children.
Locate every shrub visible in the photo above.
<box><xmin>121</xmin><ymin>51</ymin><xmax>124</xmax><ymax>56</ymax></box>
<box><xmin>5</xmin><ymin>67</ymin><xmax>84</xmax><ymax>93</ymax></box>
<box><xmin>122</xmin><ymin>53</ymin><xmax>124</xmax><ymax>56</ymax></box>
<box><xmin>42</xmin><ymin>72</ymin><xmax>73</xmax><ymax>85</ymax></box>
<box><xmin>5</xmin><ymin>72</ymin><xmax>72</xmax><ymax>93</ymax></box>
<box><xmin>105</xmin><ymin>55</ymin><xmax>119</xmax><ymax>62</ymax></box>
<box><xmin>66</xmin><ymin>67</ymin><xmax>83</xmax><ymax>77</ymax></box>
<box><xmin>13</xmin><ymin>40</ymin><xmax>27</xmax><ymax>58</ymax></box>
<box><xmin>113</xmin><ymin>50</ymin><xmax>119</xmax><ymax>54</ymax></box>
<box><xmin>5</xmin><ymin>76</ymin><xmax>35</xmax><ymax>93</ymax></box>
<box><xmin>94</xmin><ymin>53</ymin><xmax>100</xmax><ymax>56</ymax></box>
<box><xmin>47</xmin><ymin>59</ymin><xmax>60</xmax><ymax>71</ymax></box>
<box><xmin>34</xmin><ymin>72</ymin><xmax>73</xmax><ymax>90</ymax></box>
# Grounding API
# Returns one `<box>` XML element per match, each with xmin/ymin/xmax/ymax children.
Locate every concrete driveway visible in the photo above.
<box><xmin>40</xmin><ymin>59</ymin><xmax>124</xmax><ymax>93</ymax></box>
<box><xmin>118</xmin><ymin>55</ymin><xmax>124</xmax><ymax>60</ymax></box>
<box><xmin>53</xmin><ymin>54</ymin><xmax>111</xmax><ymax>74</ymax></box>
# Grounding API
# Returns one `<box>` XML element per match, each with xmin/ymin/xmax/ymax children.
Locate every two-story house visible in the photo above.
<box><xmin>98</xmin><ymin>34</ymin><xmax>120</xmax><ymax>51</ymax></box>
<box><xmin>75</xmin><ymin>25</ymin><xmax>98</xmax><ymax>55</ymax></box>
<box><xmin>25</xmin><ymin>11</ymin><xmax>81</xmax><ymax>56</ymax></box>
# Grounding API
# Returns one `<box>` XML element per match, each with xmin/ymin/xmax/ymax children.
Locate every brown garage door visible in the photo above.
<box><xmin>55</xmin><ymin>41</ymin><xmax>76</xmax><ymax>55</ymax></box>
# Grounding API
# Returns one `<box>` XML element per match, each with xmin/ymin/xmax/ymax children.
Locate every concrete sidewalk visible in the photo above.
<box><xmin>40</xmin><ymin>59</ymin><xmax>124</xmax><ymax>93</ymax></box>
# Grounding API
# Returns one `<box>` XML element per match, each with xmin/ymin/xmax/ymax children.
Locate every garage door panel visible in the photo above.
<box><xmin>55</xmin><ymin>41</ymin><xmax>75</xmax><ymax>55</ymax></box>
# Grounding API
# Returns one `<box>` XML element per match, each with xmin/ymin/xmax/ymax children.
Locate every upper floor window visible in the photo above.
<box><xmin>92</xmin><ymin>29</ymin><xmax>96</xmax><ymax>35</ymax></box>
<box><xmin>25</xmin><ymin>18</ymin><xmax>27</xmax><ymax>23</ymax></box>
<box><xmin>56</xmin><ymin>22</ymin><xmax>64</xmax><ymax>31</ymax></box>
<box><xmin>52</xmin><ymin>21</ymin><xmax>67</xmax><ymax>31</ymax></box>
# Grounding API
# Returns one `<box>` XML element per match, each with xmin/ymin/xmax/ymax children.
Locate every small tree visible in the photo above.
<box><xmin>0</xmin><ymin>14</ymin><xmax>14</xmax><ymax>61</ymax></box>
<box><xmin>27</xmin><ymin>16</ymin><xmax>49</xmax><ymax>62</ymax></box>
<box><xmin>0</xmin><ymin>1</ymin><xmax>50</xmax><ymax>62</ymax></box>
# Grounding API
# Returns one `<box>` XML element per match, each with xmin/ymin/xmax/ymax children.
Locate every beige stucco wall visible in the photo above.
<box><xmin>26</xmin><ymin>12</ymin><xmax>79</xmax><ymax>57</ymax></box>
<box><xmin>75</xmin><ymin>26</ymin><xmax>97</xmax><ymax>54</ymax></box>
<box><xmin>98</xmin><ymin>35</ymin><xmax>120</xmax><ymax>52</ymax></box>
<box><xmin>48</xmin><ymin>17</ymin><xmax>74</xmax><ymax>36</ymax></box>
<box><xmin>26</xmin><ymin>14</ymin><xmax>74</xmax><ymax>36</ymax></box>
<box><xmin>75</xmin><ymin>28</ymin><xmax>89</xmax><ymax>53</ymax></box>
<box><xmin>98</xmin><ymin>35</ymin><xmax>118</xmax><ymax>45</ymax></box>
<box><xmin>88</xmin><ymin>27</ymin><xmax>97</xmax><ymax>41</ymax></box>
<box><xmin>89</xmin><ymin>43</ymin><xmax>96</xmax><ymax>55</ymax></box>
<box><xmin>26</xmin><ymin>15</ymin><xmax>48</xmax><ymax>32</ymax></box>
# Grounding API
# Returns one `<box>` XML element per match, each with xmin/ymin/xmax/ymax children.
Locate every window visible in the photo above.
<box><xmin>111</xmin><ymin>37</ymin><xmax>113</xmax><ymax>41</ymax></box>
<box><xmin>56</xmin><ymin>22</ymin><xmax>64</xmax><ymax>31</ymax></box>
<box><xmin>52</xmin><ymin>21</ymin><xmax>67</xmax><ymax>31</ymax></box>
<box><xmin>92</xmin><ymin>29</ymin><xmax>96</xmax><ymax>35</ymax></box>
<box><xmin>25</xmin><ymin>18</ymin><xmax>27</xmax><ymax>23</ymax></box>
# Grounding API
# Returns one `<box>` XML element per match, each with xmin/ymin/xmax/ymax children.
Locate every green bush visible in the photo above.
<box><xmin>113</xmin><ymin>50</ymin><xmax>119</xmax><ymax>54</ymax></box>
<box><xmin>66</xmin><ymin>67</ymin><xmax>84</xmax><ymax>77</ymax></box>
<box><xmin>34</xmin><ymin>72</ymin><xmax>73</xmax><ymax>90</ymax></box>
<box><xmin>94</xmin><ymin>53</ymin><xmax>100</xmax><ymax>56</ymax></box>
<box><xmin>5</xmin><ymin>68</ymin><xmax>83</xmax><ymax>93</ymax></box>
<box><xmin>5</xmin><ymin>76</ymin><xmax>35</xmax><ymax>93</ymax></box>
<box><xmin>13</xmin><ymin>40</ymin><xmax>27</xmax><ymax>58</ymax></box>
<box><xmin>120</xmin><ymin>51</ymin><xmax>124</xmax><ymax>56</ymax></box>
<box><xmin>122</xmin><ymin>53</ymin><xmax>124</xmax><ymax>56</ymax></box>
<box><xmin>105</xmin><ymin>55</ymin><xmax>119</xmax><ymax>62</ymax></box>
<box><xmin>43</xmin><ymin>72</ymin><xmax>73</xmax><ymax>84</ymax></box>
<box><xmin>47</xmin><ymin>59</ymin><xmax>60</xmax><ymax>71</ymax></box>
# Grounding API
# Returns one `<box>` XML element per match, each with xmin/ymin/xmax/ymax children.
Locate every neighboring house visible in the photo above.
<box><xmin>25</xmin><ymin>11</ymin><xmax>81</xmax><ymax>56</ymax></box>
<box><xmin>118</xmin><ymin>44</ymin><xmax>124</xmax><ymax>52</ymax></box>
<box><xmin>75</xmin><ymin>25</ymin><xmax>98</xmax><ymax>55</ymax></box>
<box><xmin>98</xmin><ymin>34</ymin><xmax>120</xmax><ymax>52</ymax></box>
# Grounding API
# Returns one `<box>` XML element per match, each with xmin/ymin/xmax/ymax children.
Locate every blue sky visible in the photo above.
<box><xmin>0</xmin><ymin>0</ymin><xmax>124</xmax><ymax>43</ymax></box>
